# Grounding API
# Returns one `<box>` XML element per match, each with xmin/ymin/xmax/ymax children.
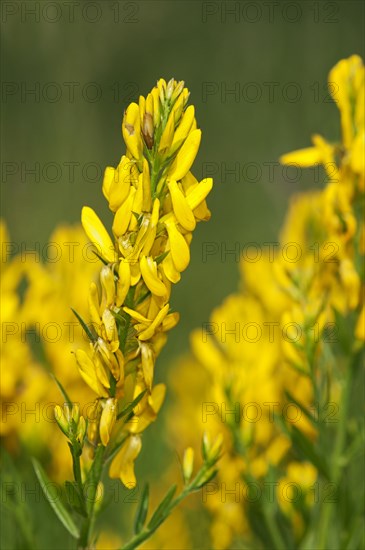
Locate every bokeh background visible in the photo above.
<box><xmin>1</xmin><ymin>1</ymin><xmax>364</xmax><ymax>548</ymax></box>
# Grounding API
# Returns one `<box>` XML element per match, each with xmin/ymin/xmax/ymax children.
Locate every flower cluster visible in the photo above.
<box><xmin>1</xmin><ymin>224</ymin><xmax>97</xmax><ymax>478</ymax></box>
<box><xmin>163</xmin><ymin>56</ymin><xmax>364</xmax><ymax>548</ymax></box>
<box><xmin>75</xmin><ymin>78</ymin><xmax>213</xmax><ymax>487</ymax></box>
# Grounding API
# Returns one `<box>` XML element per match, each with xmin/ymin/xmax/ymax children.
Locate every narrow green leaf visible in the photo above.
<box><xmin>155</xmin><ymin>250</ymin><xmax>169</xmax><ymax>265</ymax></box>
<box><xmin>86</xmin><ymin>445</ymin><xmax>105</xmax><ymax>514</ymax></box>
<box><xmin>92</xmin><ymin>249</ymin><xmax>109</xmax><ymax>265</ymax></box>
<box><xmin>147</xmin><ymin>484</ymin><xmax>177</xmax><ymax>531</ymax></box>
<box><xmin>65</xmin><ymin>481</ymin><xmax>87</xmax><ymax>517</ymax></box>
<box><xmin>284</xmin><ymin>390</ymin><xmax>316</xmax><ymax>426</ymax></box>
<box><xmin>50</xmin><ymin>373</ymin><xmax>72</xmax><ymax>408</ymax></box>
<box><xmin>32</xmin><ymin>459</ymin><xmax>80</xmax><ymax>538</ymax></box>
<box><xmin>290</xmin><ymin>426</ymin><xmax>330</xmax><ymax>479</ymax></box>
<box><xmin>117</xmin><ymin>390</ymin><xmax>147</xmax><ymax>421</ymax></box>
<box><xmin>71</xmin><ymin>308</ymin><xmax>97</xmax><ymax>343</ymax></box>
<box><xmin>195</xmin><ymin>468</ymin><xmax>218</xmax><ymax>490</ymax></box>
<box><xmin>134</xmin><ymin>484</ymin><xmax>149</xmax><ymax>534</ymax></box>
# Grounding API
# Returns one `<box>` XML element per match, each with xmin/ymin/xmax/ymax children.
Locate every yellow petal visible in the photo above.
<box><xmin>100</xmin><ymin>265</ymin><xmax>116</xmax><ymax>308</ymax></box>
<box><xmin>145</xmin><ymin>92</ymin><xmax>154</xmax><ymax>118</ymax></box>
<box><xmin>141</xmin><ymin>199</ymin><xmax>160</xmax><ymax>256</ymax></box>
<box><xmin>140</xmin><ymin>256</ymin><xmax>168</xmax><ymax>297</ymax></box>
<box><xmin>168</xmin><ymin>129</ymin><xmax>201</xmax><ymax>181</ymax></box>
<box><xmin>161</xmin><ymin>246</ymin><xmax>181</xmax><ymax>284</ymax></box>
<box><xmin>151</xmin><ymin>87</ymin><xmax>160</xmax><ymax>127</ymax></box>
<box><xmin>99</xmin><ymin>398</ymin><xmax>117</xmax><ymax>446</ymax></box>
<box><xmin>165</xmin><ymin>220</ymin><xmax>190</xmax><ymax>272</ymax></box>
<box><xmin>102</xmin><ymin>166</ymin><xmax>114</xmax><ymax>201</ymax></box>
<box><xmin>329</xmin><ymin>55</ymin><xmax>363</xmax><ymax>149</ymax></box>
<box><xmin>351</xmin><ymin>131</ymin><xmax>365</xmax><ymax>175</ymax></box>
<box><xmin>75</xmin><ymin>349</ymin><xmax>109</xmax><ymax>398</ymax></box>
<box><xmin>108</xmin><ymin>156</ymin><xmax>132</xmax><ymax>212</ymax></box>
<box><xmin>185</xmin><ymin>177</ymin><xmax>213</xmax><ymax>211</ymax></box>
<box><xmin>116</xmin><ymin>260</ymin><xmax>131</xmax><ymax>307</ymax></box>
<box><xmin>122</xmin><ymin>103</ymin><xmax>142</xmax><ymax>160</ymax></box>
<box><xmin>123</xmin><ymin>306</ymin><xmax>151</xmax><ymax>324</ymax></box>
<box><xmin>170</xmin><ymin>105</ymin><xmax>195</xmax><ymax>154</ymax></box>
<box><xmin>82</xmin><ymin>206</ymin><xmax>116</xmax><ymax>263</ymax></box>
<box><xmin>138</xmin><ymin>303</ymin><xmax>169</xmax><ymax>341</ymax></box>
<box><xmin>129</xmin><ymin>175</ymin><xmax>144</xmax><ymax>231</ymax></box>
<box><xmin>280</xmin><ymin>147</ymin><xmax>323</xmax><ymax>167</ymax></box>
<box><xmin>138</xmin><ymin>94</ymin><xmax>146</xmax><ymax>125</ymax></box>
<box><xmin>109</xmin><ymin>435</ymin><xmax>142</xmax><ymax>488</ymax></box>
<box><xmin>168</xmin><ymin>180</ymin><xmax>196</xmax><ymax>231</ymax></box>
<box><xmin>96</xmin><ymin>337</ymin><xmax>120</xmax><ymax>380</ymax></box>
<box><xmin>130</xmin><ymin>260</ymin><xmax>141</xmax><ymax>285</ymax></box>
<box><xmin>172</xmin><ymin>92</ymin><xmax>185</xmax><ymax>124</ymax></box>
<box><xmin>130</xmin><ymin>383</ymin><xmax>166</xmax><ymax>434</ymax></box>
<box><xmin>102</xmin><ymin>308</ymin><xmax>119</xmax><ymax>350</ymax></box>
<box><xmin>112</xmin><ymin>187</ymin><xmax>136</xmax><ymax>237</ymax></box>
<box><xmin>140</xmin><ymin>343</ymin><xmax>155</xmax><ymax>390</ymax></box>
<box><xmin>162</xmin><ymin>312</ymin><xmax>180</xmax><ymax>331</ymax></box>
<box><xmin>93</xmin><ymin>353</ymin><xmax>111</xmax><ymax>388</ymax></box>
<box><xmin>161</xmin><ymin>178</ymin><xmax>213</xmax><ymax>227</ymax></box>
<box><xmin>89</xmin><ymin>282</ymin><xmax>101</xmax><ymax>327</ymax></box>
<box><xmin>183</xmin><ymin>447</ymin><xmax>194</xmax><ymax>481</ymax></box>
<box><xmin>148</xmin><ymin>383</ymin><xmax>166</xmax><ymax>413</ymax></box>
<box><xmin>142</xmin><ymin>158</ymin><xmax>152</xmax><ymax>211</ymax></box>
<box><xmin>159</xmin><ymin>110</ymin><xmax>175</xmax><ymax>152</ymax></box>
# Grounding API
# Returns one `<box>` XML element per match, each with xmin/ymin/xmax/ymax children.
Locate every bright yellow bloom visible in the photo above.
<box><xmin>77</xmin><ymin>78</ymin><xmax>213</xmax><ymax>486</ymax></box>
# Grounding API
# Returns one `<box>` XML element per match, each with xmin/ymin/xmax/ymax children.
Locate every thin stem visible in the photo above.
<box><xmin>317</xmin><ymin>359</ymin><xmax>353</xmax><ymax>549</ymax></box>
<box><xmin>121</xmin><ymin>485</ymin><xmax>190</xmax><ymax>550</ymax></box>
<box><xmin>78</xmin><ymin>445</ymin><xmax>106</xmax><ymax>550</ymax></box>
<box><xmin>262</xmin><ymin>506</ymin><xmax>287</xmax><ymax>550</ymax></box>
<box><xmin>121</xmin><ymin>460</ymin><xmax>215</xmax><ymax>550</ymax></box>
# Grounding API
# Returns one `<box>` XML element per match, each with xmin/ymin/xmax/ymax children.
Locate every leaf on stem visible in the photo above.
<box><xmin>134</xmin><ymin>484</ymin><xmax>149</xmax><ymax>534</ymax></box>
<box><xmin>147</xmin><ymin>484</ymin><xmax>177</xmax><ymax>531</ymax></box>
<box><xmin>32</xmin><ymin>459</ymin><xmax>80</xmax><ymax>538</ymax></box>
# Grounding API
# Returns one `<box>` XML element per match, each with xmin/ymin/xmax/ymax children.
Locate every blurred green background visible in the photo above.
<box><xmin>1</xmin><ymin>0</ymin><xmax>364</xmax><ymax>547</ymax></box>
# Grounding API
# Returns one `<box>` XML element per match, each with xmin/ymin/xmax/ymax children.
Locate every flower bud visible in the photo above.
<box><xmin>76</xmin><ymin>415</ymin><xmax>87</xmax><ymax>443</ymax></box>
<box><xmin>54</xmin><ymin>405</ymin><xmax>69</xmax><ymax>437</ymax></box>
<box><xmin>182</xmin><ymin>447</ymin><xmax>194</xmax><ymax>483</ymax></box>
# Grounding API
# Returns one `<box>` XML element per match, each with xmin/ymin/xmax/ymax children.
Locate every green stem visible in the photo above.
<box><xmin>121</xmin><ymin>486</ymin><xmax>190</xmax><ymax>550</ymax></box>
<box><xmin>78</xmin><ymin>445</ymin><xmax>106</xmax><ymax>550</ymax></box>
<box><xmin>121</xmin><ymin>461</ymin><xmax>214</xmax><ymax>550</ymax></box>
<box><xmin>72</xmin><ymin>449</ymin><xmax>83</xmax><ymax>493</ymax></box>
<box><xmin>262</xmin><ymin>506</ymin><xmax>287</xmax><ymax>550</ymax></box>
<box><xmin>317</xmin><ymin>360</ymin><xmax>353</xmax><ymax>549</ymax></box>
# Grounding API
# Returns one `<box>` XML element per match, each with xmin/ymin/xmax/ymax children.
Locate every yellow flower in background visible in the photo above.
<box><xmin>159</xmin><ymin>56</ymin><xmax>364</xmax><ymax>549</ymax></box>
<box><xmin>1</xmin><ymin>223</ymin><xmax>98</xmax><ymax>479</ymax></box>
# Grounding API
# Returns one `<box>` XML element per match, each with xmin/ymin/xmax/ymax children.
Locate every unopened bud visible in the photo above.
<box><xmin>182</xmin><ymin>447</ymin><xmax>194</xmax><ymax>483</ymax></box>
<box><xmin>76</xmin><ymin>416</ymin><xmax>87</xmax><ymax>444</ymax></box>
<box><xmin>142</xmin><ymin>113</ymin><xmax>154</xmax><ymax>149</ymax></box>
<box><xmin>71</xmin><ymin>404</ymin><xmax>80</xmax><ymax>425</ymax></box>
<box><xmin>99</xmin><ymin>398</ymin><xmax>117</xmax><ymax>446</ymax></box>
<box><xmin>54</xmin><ymin>405</ymin><xmax>69</xmax><ymax>437</ymax></box>
<box><xmin>172</xmin><ymin>80</ymin><xmax>185</xmax><ymax>102</ymax></box>
<box><xmin>166</xmin><ymin>78</ymin><xmax>175</xmax><ymax>100</ymax></box>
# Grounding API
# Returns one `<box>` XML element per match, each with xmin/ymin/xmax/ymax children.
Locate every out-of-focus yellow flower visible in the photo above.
<box><xmin>162</xmin><ymin>56</ymin><xmax>364</xmax><ymax>549</ymax></box>
<box><xmin>0</xmin><ymin>223</ymin><xmax>98</xmax><ymax>479</ymax></box>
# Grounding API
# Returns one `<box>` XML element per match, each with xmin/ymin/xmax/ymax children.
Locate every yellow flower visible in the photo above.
<box><xmin>75</xmin><ymin>78</ymin><xmax>213</xmax><ymax>487</ymax></box>
<box><xmin>82</xmin><ymin>206</ymin><xmax>116</xmax><ymax>263</ymax></box>
<box><xmin>109</xmin><ymin>435</ymin><xmax>142</xmax><ymax>488</ymax></box>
